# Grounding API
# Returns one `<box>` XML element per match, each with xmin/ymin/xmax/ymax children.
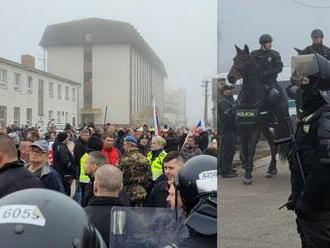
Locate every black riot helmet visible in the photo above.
<box><xmin>175</xmin><ymin>155</ymin><xmax>217</xmax><ymax>213</ymax></box>
<box><xmin>0</xmin><ymin>188</ymin><xmax>106</xmax><ymax>248</ymax></box>
<box><xmin>175</xmin><ymin>155</ymin><xmax>217</xmax><ymax>235</ymax></box>
<box><xmin>311</xmin><ymin>29</ymin><xmax>324</xmax><ymax>38</ymax></box>
<box><xmin>259</xmin><ymin>34</ymin><xmax>273</xmax><ymax>45</ymax></box>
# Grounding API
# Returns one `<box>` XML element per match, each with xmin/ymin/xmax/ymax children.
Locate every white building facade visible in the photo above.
<box><xmin>40</xmin><ymin>18</ymin><xmax>167</xmax><ymax>126</ymax></box>
<box><xmin>0</xmin><ymin>56</ymin><xmax>80</xmax><ymax>127</ymax></box>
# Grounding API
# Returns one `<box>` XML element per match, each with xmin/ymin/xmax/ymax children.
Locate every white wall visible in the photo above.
<box><xmin>92</xmin><ymin>44</ymin><xmax>130</xmax><ymax>124</ymax></box>
<box><xmin>46</xmin><ymin>45</ymin><xmax>84</xmax><ymax>123</ymax></box>
<box><xmin>0</xmin><ymin>61</ymin><xmax>79</xmax><ymax>127</ymax></box>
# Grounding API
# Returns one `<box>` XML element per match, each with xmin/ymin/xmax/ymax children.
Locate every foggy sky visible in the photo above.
<box><xmin>219</xmin><ymin>0</ymin><xmax>330</xmax><ymax>73</ymax></box>
<box><xmin>0</xmin><ymin>0</ymin><xmax>217</xmax><ymax>126</ymax></box>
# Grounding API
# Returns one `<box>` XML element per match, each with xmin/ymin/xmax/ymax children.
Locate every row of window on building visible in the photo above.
<box><xmin>0</xmin><ymin>105</ymin><xmax>70</xmax><ymax>127</ymax></box>
<box><xmin>0</xmin><ymin>68</ymin><xmax>76</xmax><ymax>101</ymax></box>
<box><xmin>131</xmin><ymin>50</ymin><xmax>152</xmax><ymax>115</ymax></box>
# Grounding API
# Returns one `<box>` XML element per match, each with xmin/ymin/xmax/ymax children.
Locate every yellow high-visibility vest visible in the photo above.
<box><xmin>79</xmin><ymin>153</ymin><xmax>90</xmax><ymax>183</ymax></box>
<box><xmin>147</xmin><ymin>151</ymin><xmax>167</xmax><ymax>181</ymax></box>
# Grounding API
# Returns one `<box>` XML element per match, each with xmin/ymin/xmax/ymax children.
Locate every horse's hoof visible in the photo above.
<box><xmin>243</xmin><ymin>172</ymin><xmax>252</xmax><ymax>185</ymax></box>
<box><xmin>243</xmin><ymin>177</ymin><xmax>252</xmax><ymax>185</ymax></box>
<box><xmin>266</xmin><ymin>168</ymin><xmax>277</xmax><ymax>178</ymax></box>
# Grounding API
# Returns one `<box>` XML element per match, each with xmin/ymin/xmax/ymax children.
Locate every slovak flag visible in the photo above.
<box><xmin>153</xmin><ymin>98</ymin><xmax>160</xmax><ymax>135</ymax></box>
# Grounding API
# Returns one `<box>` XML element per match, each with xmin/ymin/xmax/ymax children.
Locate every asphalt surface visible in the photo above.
<box><xmin>218</xmin><ymin>156</ymin><xmax>301</xmax><ymax>248</ymax></box>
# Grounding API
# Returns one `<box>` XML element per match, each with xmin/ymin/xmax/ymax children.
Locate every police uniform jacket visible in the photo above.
<box><xmin>251</xmin><ymin>49</ymin><xmax>283</xmax><ymax>85</ymax></box>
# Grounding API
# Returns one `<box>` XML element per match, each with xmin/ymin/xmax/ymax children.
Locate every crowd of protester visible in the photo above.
<box><xmin>0</xmin><ymin>122</ymin><xmax>217</xmax><ymax>247</ymax></box>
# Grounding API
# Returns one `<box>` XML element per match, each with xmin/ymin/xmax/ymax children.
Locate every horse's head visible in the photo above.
<box><xmin>227</xmin><ymin>44</ymin><xmax>254</xmax><ymax>84</ymax></box>
<box><xmin>294</xmin><ymin>47</ymin><xmax>304</xmax><ymax>55</ymax></box>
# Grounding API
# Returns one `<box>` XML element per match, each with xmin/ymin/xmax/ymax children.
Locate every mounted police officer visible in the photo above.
<box><xmin>251</xmin><ymin>34</ymin><xmax>283</xmax><ymax>91</ymax></box>
<box><xmin>218</xmin><ymin>78</ymin><xmax>238</xmax><ymax>178</ymax></box>
<box><xmin>302</xmin><ymin>29</ymin><xmax>330</xmax><ymax>60</ymax></box>
<box><xmin>288</xmin><ymin>53</ymin><xmax>330</xmax><ymax>247</ymax></box>
<box><xmin>251</xmin><ymin>34</ymin><xmax>289</xmax><ymax>140</ymax></box>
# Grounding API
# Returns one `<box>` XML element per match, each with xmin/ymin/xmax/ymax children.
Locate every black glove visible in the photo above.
<box><xmin>295</xmin><ymin>199</ymin><xmax>312</xmax><ymax>219</ymax></box>
<box><xmin>286</xmin><ymin>200</ymin><xmax>296</xmax><ymax>211</ymax></box>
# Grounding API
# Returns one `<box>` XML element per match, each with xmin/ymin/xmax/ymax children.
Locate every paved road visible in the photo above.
<box><xmin>218</xmin><ymin>157</ymin><xmax>301</xmax><ymax>248</ymax></box>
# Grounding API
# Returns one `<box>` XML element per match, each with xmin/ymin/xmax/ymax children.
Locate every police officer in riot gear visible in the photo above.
<box><xmin>288</xmin><ymin>53</ymin><xmax>330</xmax><ymax>247</ymax></box>
<box><xmin>175</xmin><ymin>155</ymin><xmax>217</xmax><ymax>247</ymax></box>
<box><xmin>302</xmin><ymin>29</ymin><xmax>330</xmax><ymax>60</ymax></box>
<box><xmin>0</xmin><ymin>188</ymin><xmax>106</xmax><ymax>248</ymax></box>
<box><xmin>218</xmin><ymin>79</ymin><xmax>238</xmax><ymax>178</ymax></box>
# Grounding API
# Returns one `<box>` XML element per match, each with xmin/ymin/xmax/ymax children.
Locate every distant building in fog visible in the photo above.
<box><xmin>0</xmin><ymin>55</ymin><xmax>79</xmax><ymax>127</ymax></box>
<box><xmin>40</xmin><ymin>18</ymin><xmax>167</xmax><ymax>125</ymax></box>
<box><xmin>163</xmin><ymin>87</ymin><xmax>187</xmax><ymax>128</ymax></box>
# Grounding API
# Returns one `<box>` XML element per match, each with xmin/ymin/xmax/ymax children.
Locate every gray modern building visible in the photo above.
<box><xmin>40</xmin><ymin>18</ymin><xmax>167</xmax><ymax>125</ymax></box>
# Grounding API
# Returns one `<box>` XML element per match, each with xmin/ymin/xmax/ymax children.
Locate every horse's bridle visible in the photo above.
<box><xmin>230</xmin><ymin>64</ymin><xmax>244</xmax><ymax>81</ymax></box>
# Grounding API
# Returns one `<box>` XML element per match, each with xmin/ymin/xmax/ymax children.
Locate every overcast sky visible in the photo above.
<box><xmin>0</xmin><ymin>0</ymin><xmax>216</xmax><ymax>126</ymax></box>
<box><xmin>219</xmin><ymin>0</ymin><xmax>330</xmax><ymax>73</ymax></box>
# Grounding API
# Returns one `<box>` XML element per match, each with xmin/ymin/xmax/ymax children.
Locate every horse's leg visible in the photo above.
<box><xmin>262</xmin><ymin>125</ymin><xmax>278</xmax><ymax>177</ymax></box>
<box><xmin>238</xmin><ymin>129</ymin><xmax>249</xmax><ymax>172</ymax></box>
<box><xmin>237</xmin><ymin>137</ymin><xmax>245</xmax><ymax>169</ymax></box>
<box><xmin>242</xmin><ymin>127</ymin><xmax>261</xmax><ymax>185</ymax></box>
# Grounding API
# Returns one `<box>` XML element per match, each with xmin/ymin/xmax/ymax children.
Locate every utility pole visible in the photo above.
<box><xmin>202</xmin><ymin>80</ymin><xmax>210</xmax><ymax>126</ymax></box>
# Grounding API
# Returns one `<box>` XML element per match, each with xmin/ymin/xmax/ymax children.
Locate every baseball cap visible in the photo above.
<box><xmin>30</xmin><ymin>140</ymin><xmax>49</xmax><ymax>152</ymax></box>
<box><xmin>124</xmin><ymin>135</ymin><xmax>137</xmax><ymax>146</ymax></box>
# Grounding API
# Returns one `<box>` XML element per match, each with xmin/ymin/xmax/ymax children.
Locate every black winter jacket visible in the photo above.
<box><xmin>52</xmin><ymin>142</ymin><xmax>75</xmax><ymax>177</ymax></box>
<box><xmin>302</xmin><ymin>44</ymin><xmax>330</xmax><ymax>60</ymax></box>
<box><xmin>145</xmin><ymin>179</ymin><xmax>168</xmax><ymax>208</ymax></box>
<box><xmin>218</xmin><ymin>95</ymin><xmax>236</xmax><ymax>133</ymax></box>
<box><xmin>251</xmin><ymin>48</ymin><xmax>283</xmax><ymax>84</ymax></box>
<box><xmin>85</xmin><ymin>196</ymin><xmax>126</xmax><ymax>247</ymax></box>
<box><xmin>0</xmin><ymin>161</ymin><xmax>42</xmax><ymax>199</ymax></box>
<box><xmin>73</xmin><ymin>138</ymin><xmax>88</xmax><ymax>178</ymax></box>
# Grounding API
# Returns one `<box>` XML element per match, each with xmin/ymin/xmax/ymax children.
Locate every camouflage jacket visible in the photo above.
<box><xmin>118</xmin><ymin>147</ymin><xmax>152</xmax><ymax>206</ymax></box>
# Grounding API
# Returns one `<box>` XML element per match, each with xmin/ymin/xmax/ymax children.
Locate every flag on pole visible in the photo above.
<box><xmin>180</xmin><ymin>129</ymin><xmax>193</xmax><ymax>152</ymax></box>
<box><xmin>196</xmin><ymin>120</ymin><xmax>206</xmax><ymax>130</ymax></box>
<box><xmin>152</xmin><ymin>98</ymin><xmax>160</xmax><ymax>135</ymax></box>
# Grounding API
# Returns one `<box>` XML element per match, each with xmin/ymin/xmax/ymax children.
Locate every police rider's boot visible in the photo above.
<box><xmin>243</xmin><ymin>170</ymin><xmax>252</xmax><ymax>185</ymax></box>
